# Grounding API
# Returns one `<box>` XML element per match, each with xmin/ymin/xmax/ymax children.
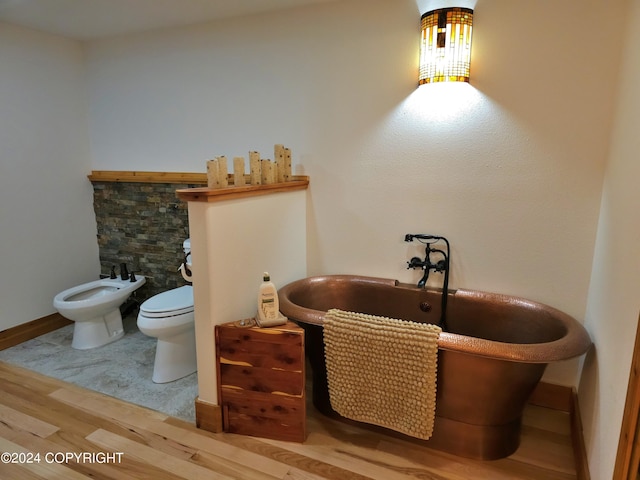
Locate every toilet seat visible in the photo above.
<box><xmin>139</xmin><ymin>285</ymin><xmax>193</xmax><ymax>318</ymax></box>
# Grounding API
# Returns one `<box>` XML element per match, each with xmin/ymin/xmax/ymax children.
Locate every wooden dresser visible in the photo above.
<box><xmin>215</xmin><ymin>320</ymin><xmax>306</xmax><ymax>442</ymax></box>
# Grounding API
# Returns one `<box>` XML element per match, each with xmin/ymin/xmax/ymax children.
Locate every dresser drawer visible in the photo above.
<box><xmin>216</xmin><ymin>320</ymin><xmax>306</xmax><ymax>442</ymax></box>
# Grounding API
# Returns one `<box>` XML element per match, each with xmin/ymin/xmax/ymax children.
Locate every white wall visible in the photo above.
<box><xmin>0</xmin><ymin>22</ymin><xmax>99</xmax><ymax>330</ymax></box>
<box><xmin>83</xmin><ymin>0</ymin><xmax>626</xmax><ymax>387</ymax></box>
<box><xmin>579</xmin><ymin>1</ymin><xmax>640</xmax><ymax>477</ymax></box>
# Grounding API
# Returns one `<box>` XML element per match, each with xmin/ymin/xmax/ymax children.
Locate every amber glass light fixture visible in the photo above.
<box><xmin>419</xmin><ymin>7</ymin><xmax>473</xmax><ymax>85</ymax></box>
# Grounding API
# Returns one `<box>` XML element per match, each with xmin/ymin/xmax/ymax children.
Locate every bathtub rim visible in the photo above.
<box><xmin>278</xmin><ymin>274</ymin><xmax>592</xmax><ymax>364</ymax></box>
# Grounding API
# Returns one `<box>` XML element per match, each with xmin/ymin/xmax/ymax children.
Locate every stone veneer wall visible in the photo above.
<box><xmin>91</xmin><ymin>181</ymin><xmax>193</xmax><ymax>302</ymax></box>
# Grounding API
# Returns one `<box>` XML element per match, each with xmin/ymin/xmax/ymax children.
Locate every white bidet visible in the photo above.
<box><xmin>54</xmin><ymin>276</ymin><xmax>145</xmax><ymax>349</ymax></box>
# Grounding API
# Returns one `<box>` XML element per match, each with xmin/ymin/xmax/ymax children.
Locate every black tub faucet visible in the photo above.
<box><xmin>405</xmin><ymin>234</ymin><xmax>451</xmax><ymax>330</ymax></box>
<box><xmin>405</xmin><ymin>234</ymin><xmax>449</xmax><ymax>288</ymax></box>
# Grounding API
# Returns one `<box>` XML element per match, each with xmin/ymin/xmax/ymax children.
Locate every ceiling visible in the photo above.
<box><xmin>0</xmin><ymin>0</ymin><xmax>341</xmax><ymax>40</ymax></box>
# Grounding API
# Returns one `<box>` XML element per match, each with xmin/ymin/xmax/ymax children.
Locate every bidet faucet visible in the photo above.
<box><xmin>405</xmin><ymin>233</ymin><xmax>451</xmax><ymax>330</ymax></box>
<box><xmin>120</xmin><ymin>263</ymin><xmax>129</xmax><ymax>281</ymax></box>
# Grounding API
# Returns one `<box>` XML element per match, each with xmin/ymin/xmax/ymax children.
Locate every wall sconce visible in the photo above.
<box><xmin>419</xmin><ymin>7</ymin><xmax>473</xmax><ymax>85</ymax></box>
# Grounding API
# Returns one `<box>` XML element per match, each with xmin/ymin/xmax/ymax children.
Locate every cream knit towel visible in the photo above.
<box><xmin>323</xmin><ymin>309</ymin><xmax>441</xmax><ymax>440</ymax></box>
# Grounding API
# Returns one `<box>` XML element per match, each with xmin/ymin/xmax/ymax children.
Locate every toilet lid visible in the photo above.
<box><xmin>140</xmin><ymin>285</ymin><xmax>194</xmax><ymax>316</ymax></box>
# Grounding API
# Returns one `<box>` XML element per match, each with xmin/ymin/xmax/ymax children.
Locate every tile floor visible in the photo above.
<box><xmin>0</xmin><ymin>311</ymin><xmax>198</xmax><ymax>422</ymax></box>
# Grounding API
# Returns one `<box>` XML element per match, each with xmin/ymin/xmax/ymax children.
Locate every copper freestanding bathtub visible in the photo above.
<box><xmin>278</xmin><ymin>275</ymin><xmax>591</xmax><ymax>460</ymax></box>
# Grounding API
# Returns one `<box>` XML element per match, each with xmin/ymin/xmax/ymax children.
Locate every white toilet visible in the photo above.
<box><xmin>54</xmin><ymin>274</ymin><xmax>146</xmax><ymax>350</ymax></box>
<box><xmin>137</xmin><ymin>239</ymin><xmax>196</xmax><ymax>383</ymax></box>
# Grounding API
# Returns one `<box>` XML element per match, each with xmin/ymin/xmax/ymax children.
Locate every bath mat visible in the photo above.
<box><xmin>323</xmin><ymin>309</ymin><xmax>441</xmax><ymax>440</ymax></box>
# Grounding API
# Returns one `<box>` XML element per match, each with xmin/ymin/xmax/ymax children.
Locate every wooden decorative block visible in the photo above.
<box><xmin>216</xmin><ymin>320</ymin><xmax>306</xmax><ymax>442</ymax></box>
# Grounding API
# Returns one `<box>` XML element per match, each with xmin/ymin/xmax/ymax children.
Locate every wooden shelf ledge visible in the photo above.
<box><xmin>88</xmin><ymin>170</ymin><xmax>208</xmax><ymax>184</ymax></box>
<box><xmin>87</xmin><ymin>170</ymin><xmax>309</xmax><ymax>203</ymax></box>
<box><xmin>176</xmin><ymin>176</ymin><xmax>309</xmax><ymax>203</ymax></box>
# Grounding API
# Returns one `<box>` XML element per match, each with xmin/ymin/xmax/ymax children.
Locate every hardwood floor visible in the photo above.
<box><xmin>0</xmin><ymin>361</ymin><xmax>576</xmax><ymax>479</ymax></box>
